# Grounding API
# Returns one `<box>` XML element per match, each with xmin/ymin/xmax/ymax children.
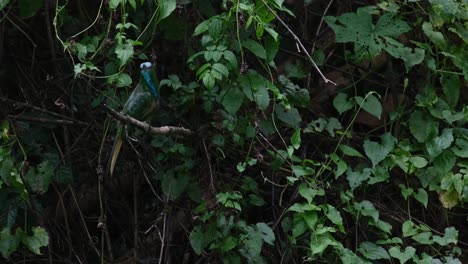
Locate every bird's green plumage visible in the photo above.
<box><xmin>109</xmin><ymin>62</ymin><xmax>159</xmax><ymax>176</ymax></box>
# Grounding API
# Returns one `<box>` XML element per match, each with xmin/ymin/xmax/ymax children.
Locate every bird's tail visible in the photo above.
<box><xmin>109</xmin><ymin>126</ymin><xmax>124</xmax><ymax>177</ymax></box>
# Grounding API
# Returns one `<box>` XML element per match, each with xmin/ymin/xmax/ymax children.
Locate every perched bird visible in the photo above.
<box><xmin>109</xmin><ymin>61</ymin><xmax>160</xmax><ymax>176</ymax></box>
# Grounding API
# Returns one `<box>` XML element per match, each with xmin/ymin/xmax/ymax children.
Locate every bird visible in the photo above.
<box><xmin>109</xmin><ymin>61</ymin><xmax>160</xmax><ymax>176</ymax></box>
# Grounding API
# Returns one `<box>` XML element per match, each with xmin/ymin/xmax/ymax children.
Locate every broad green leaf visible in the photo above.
<box><xmin>347</xmin><ymin>168</ymin><xmax>372</xmax><ymax>190</ymax></box>
<box><xmin>109</xmin><ymin>0</ymin><xmax>120</xmax><ymax>9</ymax></box>
<box><xmin>339</xmin><ymin>145</ymin><xmax>364</xmax><ymax>157</ymax></box>
<box><xmin>223</xmin><ymin>50</ymin><xmax>238</xmax><ymax>69</ymax></box>
<box><xmin>426</xmin><ymin>128</ymin><xmax>453</xmax><ymax>158</ymax></box>
<box><xmin>333</xmin><ymin>93</ymin><xmax>353</xmax><ymax>114</ymax></box>
<box><xmin>220</xmin><ymin>236</ymin><xmax>237</xmax><ymax>253</ymax></box>
<box><xmin>389</xmin><ymin>246</ymin><xmax>416</xmax><ymax>264</ymax></box>
<box><xmin>256</xmin><ymin>223</ymin><xmax>275</xmax><ymax>245</ymax></box>
<box><xmin>354</xmin><ymin>200</ymin><xmax>379</xmax><ymax>222</ymax></box>
<box><xmin>190</xmin><ymin>227</ymin><xmax>213</xmax><ymax>254</ymax></box>
<box><xmin>18</xmin><ymin>0</ymin><xmax>43</xmax><ymax>17</ymax></box>
<box><xmin>275</xmin><ymin>106</ymin><xmax>301</xmax><ymax>129</ymax></box>
<box><xmin>402</xmin><ymin>221</ymin><xmax>418</xmax><ymax>237</ymax></box>
<box><xmin>432</xmin><ymin>227</ymin><xmax>458</xmax><ymax>246</ymax></box>
<box><xmin>24</xmin><ymin>161</ymin><xmax>54</xmax><ymax>194</ymax></box>
<box><xmin>222</xmin><ymin>87</ymin><xmax>244</xmax><ymax>115</ymax></box>
<box><xmin>358</xmin><ymin>241</ymin><xmax>390</xmax><ymax>260</ymax></box>
<box><xmin>433</xmin><ymin>149</ymin><xmax>456</xmax><ymax>172</ymax></box>
<box><xmin>298</xmin><ymin>183</ymin><xmax>321</xmax><ymax>203</ymax></box>
<box><xmin>357</xmin><ymin>94</ymin><xmax>382</xmax><ymax>119</ymax></box>
<box><xmin>239</xmin><ymin>71</ymin><xmax>270</xmax><ymax>110</ymax></box>
<box><xmin>324</xmin><ymin>205</ymin><xmax>344</xmax><ymax>231</ymax></box>
<box><xmin>0</xmin><ymin>228</ymin><xmax>21</xmax><ymax>258</ymax></box>
<box><xmin>411</xmin><ymin>232</ymin><xmax>432</xmax><ymax>244</ymax></box>
<box><xmin>22</xmin><ymin>227</ymin><xmax>49</xmax><ymax>255</ymax></box>
<box><xmin>291</xmin><ymin>129</ymin><xmax>301</xmax><ymax>149</ymax></box>
<box><xmin>242</xmin><ymin>39</ymin><xmax>266</xmax><ymax>59</ymax></box>
<box><xmin>128</xmin><ymin>0</ymin><xmax>136</xmax><ymax>9</ymax></box>
<box><xmin>0</xmin><ymin>0</ymin><xmax>10</xmax><ymax>11</ymax></box>
<box><xmin>157</xmin><ymin>0</ymin><xmax>176</xmax><ymax>22</ymax></box>
<box><xmin>116</xmin><ymin>73</ymin><xmax>132</xmax><ymax>87</ymax></box>
<box><xmin>408</xmin><ymin>110</ymin><xmax>439</xmax><ymax>143</ymax></box>
<box><xmin>310</xmin><ymin>232</ymin><xmax>339</xmax><ymax>256</ymax></box>
<box><xmin>161</xmin><ymin>170</ymin><xmax>188</xmax><ymax>199</ymax></box>
<box><xmin>410</xmin><ymin>156</ymin><xmax>428</xmax><ymax>169</ymax></box>
<box><xmin>212</xmin><ymin>63</ymin><xmax>229</xmax><ymax>77</ymax></box>
<box><xmin>330</xmin><ymin>153</ymin><xmax>347</xmax><ymax>178</ymax></box>
<box><xmin>423</xmin><ymin>22</ymin><xmax>447</xmax><ymax>49</ymax></box>
<box><xmin>441</xmin><ymin>73</ymin><xmax>461</xmax><ymax>107</ymax></box>
<box><xmin>193</xmin><ymin>20</ymin><xmax>210</xmax><ymax>36</ymax></box>
<box><xmin>324</xmin><ymin>9</ymin><xmax>411</xmax><ymax>61</ymax></box>
<box><xmin>363</xmin><ymin>132</ymin><xmax>397</xmax><ymax>167</ymax></box>
<box><xmin>452</xmin><ymin>138</ymin><xmax>468</xmax><ymax>158</ymax></box>
<box><xmin>202</xmin><ymin>71</ymin><xmax>215</xmax><ymax>89</ymax></box>
<box><xmin>414</xmin><ymin>188</ymin><xmax>428</xmax><ymax>208</ymax></box>
<box><xmin>115</xmin><ymin>42</ymin><xmax>134</xmax><ymax>67</ymax></box>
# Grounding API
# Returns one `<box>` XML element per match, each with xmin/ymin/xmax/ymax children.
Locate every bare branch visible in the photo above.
<box><xmin>259</xmin><ymin>0</ymin><xmax>336</xmax><ymax>85</ymax></box>
<box><xmin>104</xmin><ymin>105</ymin><xmax>193</xmax><ymax>136</ymax></box>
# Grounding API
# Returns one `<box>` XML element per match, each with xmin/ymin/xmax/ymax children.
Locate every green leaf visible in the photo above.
<box><xmin>324</xmin><ymin>10</ymin><xmax>410</xmax><ymax>61</ymax></box>
<box><xmin>0</xmin><ymin>0</ymin><xmax>10</xmax><ymax>11</ymax></box>
<box><xmin>452</xmin><ymin>138</ymin><xmax>468</xmax><ymax>158</ymax></box>
<box><xmin>291</xmin><ymin>129</ymin><xmax>301</xmax><ymax>149</ymax></box>
<box><xmin>363</xmin><ymin>132</ymin><xmax>397</xmax><ymax>167</ymax></box>
<box><xmin>202</xmin><ymin>71</ymin><xmax>215</xmax><ymax>90</ymax></box>
<box><xmin>358</xmin><ymin>241</ymin><xmax>390</xmax><ymax>260</ymax></box>
<box><xmin>24</xmin><ymin>161</ymin><xmax>54</xmax><ymax>194</ymax></box>
<box><xmin>414</xmin><ymin>188</ymin><xmax>428</xmax><ymax>208</ymax></box>
<box><xmin>220</xmin><ymin>236</ymin><xmax>237</xmax><ymax>253</ymax></box>
<box><xmin>0</xmin><ymin>228</ymin><xmax>21</xmax><ymax>258</ymax></box>
<box><xmin>426</xmin><ymin>128</ymin><xmax>453</xmax><ymax>158</ymax></box>
<box><xmin>411</xmin><ymin>232</ymin><xmax>433</xmax><ymax>245</ymax></box>
<box><xmin>193</xmin><ymin>20</ymin><xmax>209</xmax><ymax>36</ymax></box>
<box><xmin>116</xmin><ymin>73</ymin><xmax>132</xmax><ymax>87</ymax></box>
<box><xmin>161</xmin><ymin>170</ymin><xmax>188</xmax><ymax>199</ymax></box>
<box><xmin>333</xmin><ymin>93</ymin><xmax>353</xmax><ymax>114</ymax></box>
<box><xmin>354</xmin><ymin>200</ymin><xmax>379</xmax><ymax>222</ymax></box>
<box><xmin>190</xmin><ymin>227</ymin><xmax>214</xmax><ymax>254</ymax></box>
<box><xmin>212</xmin><ymin>63</ymin><xmax>229</xmax><ymax>77</ymax></box>
<box><xmin>256</xmin><ymin>223</ymin><xmax>275</xmax><ymax>245</ymax></box>
<box><xmin>324</xmin><ymin>205</ymin><xmax>344</xmax><ymax>231</ymax></box>
<box><xmin>389</xmin><ymin>246</ymin><xmax>416</xmax><ymax>264</ymax></box>
<box><xmin>18</xmin><ymin>0</ymin><xmax>43</xmax><ymax>17</ymax></box>
<box><xmin>275</xmin><ymin>106</ymin><xmax>301</xmax><ymax>129</ymax></box>
<box><xmin>357</xmin><ymin>94</ymin><xmax>382</xmax><ymax>119</ymax></box>
<box><xmin>330</xmin><ymin>153</ymin><xmax>347</xmax><ymax>178</ymax></box>
<box><xmin>409</xmin><ymin>156</ymin><xmax>428</xmax><ymax>169</ymax></box>
<box><xmin>242</xmin><ymin>39</ymin><xmax>266</xmax><ymax>59</ymax></box>
<box><xmin>157</xmin><ymin>0</ymin><xmax>176</xmax><ymax>22</ymax></box>
<box><xmin>432</xmin><ymin>227</ymin><xmax>458</xmax><ymax>246</ymax></box>
<box><xmin>109</xmin><ymin>0</ymin><xmax>120</xmax><ymax>9</ymax></box>
<box><xmin>223</xmin><ymin>50</ymin><xmax>238</xmax><ymax>69</ymax></box>
<box><xmin>115</xmin><ymin>42</ymin><xmax>134</xmax><ymax>67</ymax></box>
<box><xmin>347</xmin><ymin>167</ymin><xmax>372</xmax><ymax>190</ymax></box>
<box><xmin>222</xmin><ymin>87</ymin><xmax>244</xmax><ymax>115</ymax></box>
<box><xmin>440</xmin><ymin>73</ymin><xmax>460</xmax><ymax>107</ymax></box>
<box><xmin>22</xmin><ymin>227</ymin><xmax>49</xmax><ymax>255</ymax></box>
<box><xmin>408</xmin><ymin>110</ymin><xmax>439</xmax><ymax>143</ymax></box>
<box><xmin>310</xmin><ymin>232</ymin><xmax>339</xmax><ymax>256</ymax></box>
<box><xmin>339</xmin><ymin>145</ymin><xmax>364</xmax><ymax>157</ymax></box>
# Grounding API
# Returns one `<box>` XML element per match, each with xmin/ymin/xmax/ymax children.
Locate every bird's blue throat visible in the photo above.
<box><xmin>141</xmin><ymin>70</ymin><xmax>159</xmax><ymax>99</ymax></box>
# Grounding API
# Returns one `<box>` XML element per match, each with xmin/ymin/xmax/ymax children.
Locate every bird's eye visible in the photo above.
<box><xmin>140</xmin><ymin>62</ymin><xmax>152</xmax><ymax>69</ymax></box>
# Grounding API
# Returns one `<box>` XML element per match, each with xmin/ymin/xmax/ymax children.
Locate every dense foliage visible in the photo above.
<box><xmin>0</xmin><ymin>0</ymin><xmax>467</xmax><ymax>263</ymax></box>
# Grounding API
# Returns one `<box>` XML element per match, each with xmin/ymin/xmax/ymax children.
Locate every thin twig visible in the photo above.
<box><xmin>104</xmin><ymin>105</ymin><xmax>193</xmax><ymax>135</ymax></box>
<box><xmin>1</xmin><ymin>96</ymin><xmax>88</xmax><ymax>126</ymax></box>
<box><xmin>8</xmin><ymin>115</ymin><xmax>76</xmax><ymax>125</ymax></box>
<box><xmin>259</xmin><ymin>0</ymin><xmax>336</xmax><ymax>85</ymax></box>
<box><xmin>311</xmin><ymin>0</ymin><xmax>334</xmax><ymax>54</ymax></box>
